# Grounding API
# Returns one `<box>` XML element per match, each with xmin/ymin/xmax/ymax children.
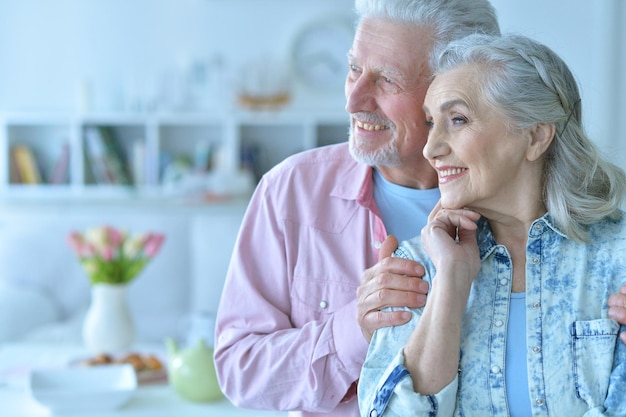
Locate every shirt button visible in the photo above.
<box><xmin>370</xmin><ymin>410</ymin><xmax>378</xmax><ymax>417</ymax></box>
<box><xmin>491</xmin><ymin>365</ymin><xmax>501</xmax><ymax>374</ymax></box>
<box><xmin>532</xmin><ymin>302</ymin><xmax>540</xmax><ymax>309</ymax></box>
<box><xmin>494</xmin><ymin>320</ymin><xmax>504</xmax><ymax>327</ymax></box>
<box><xmin>319</xmin><ymin>300</ymin><xmax>328</xmax><ymax>309</ymax></box>
<box><xmin>535</xmin><ymin>398</ymin><xmax>545</xmax><ymax>406</ymax></box>
<box><xmin>374</xmin><ymin>241</ymin><xmax>382</xmax><ymax>249</ymax></box>
<box><xmin>533</xmin><ymin>223</ymin><xmax>542</xmax><ymax>231</ymax></box>
<box><xmin>531</xmin><ymin>257</ymin><xmax>540</xmax><ymax>264</ymax></box>
<box><xmin>500</xmin><ymin>278</ymin><xmax>508</xmax><ymax>286</ymax></box>
<box><xmin>532</xmin><ymin>346</ymin><xmax>541</xmax><ymax>353</ymax></box>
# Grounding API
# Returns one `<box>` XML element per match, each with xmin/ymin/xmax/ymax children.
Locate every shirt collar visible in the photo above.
<box><xmin>329</xmin><ymin>162</ymin><xmax>375</xmax><ymax>205</ymax></box>
<box><xmin>476</xmin><ymin>213</ymin><xmax>568</xmax><ymax>260</ymax></box>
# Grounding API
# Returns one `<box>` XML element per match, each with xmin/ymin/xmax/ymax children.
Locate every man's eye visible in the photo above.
<box><xmin>350</xmin><ymin>64</ymin><xmax>360</xmax><ymax>72</ymax></box>
<box><xmin>384</xmin><ymin>77</ymin><xmax>393</xmax><ymax>83</ymax></box>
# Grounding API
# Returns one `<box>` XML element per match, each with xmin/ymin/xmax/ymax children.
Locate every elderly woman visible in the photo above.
<box><xmin>358</xmin><ymin>33</ymin><xmax>626</xmax><ymax>417</ymax></box>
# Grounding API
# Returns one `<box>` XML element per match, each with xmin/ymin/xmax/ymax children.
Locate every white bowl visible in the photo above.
<box><xmin>29</xmin><ymin>364</ymin><xmax>137</xmax><ymax>413</ymax></box>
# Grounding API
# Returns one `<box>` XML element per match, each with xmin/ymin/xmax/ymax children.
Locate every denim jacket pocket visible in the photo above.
<box><xmin>571</xmin><ymin>319</ymin><xmax>619</xmax><ymax>407</ymax></box>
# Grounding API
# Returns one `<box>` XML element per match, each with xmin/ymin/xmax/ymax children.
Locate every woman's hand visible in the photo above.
<box><xmin>608</xmin><ymin>284</ymin><xmax>626</xmax><ymax>344</ymax></box>
<box><xmin>421</xmin><ymin>202</ymin><xmax>482</xmax><ymax>289</ymax></box>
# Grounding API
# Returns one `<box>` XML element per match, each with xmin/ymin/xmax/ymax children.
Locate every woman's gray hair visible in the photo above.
<box><xmin>435</xmin><ymin>33</ymin><xmax>625</xmax><ymax>242</ymax></box>
<box><xmin>354</xmin><ymin>0</ymin><xmax>501</xmax><ymax>72</ymax></box>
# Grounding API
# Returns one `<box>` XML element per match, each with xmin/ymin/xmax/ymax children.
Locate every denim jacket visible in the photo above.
<box><xmin>358</xmin><ymin>213</ymin><xmax>626</xmax><ymax>417</ymax></box>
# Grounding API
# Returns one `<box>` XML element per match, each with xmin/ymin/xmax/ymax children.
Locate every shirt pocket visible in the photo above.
<box><xmin>571</xmin><ymin>319</ymin><xmax>619</xmax><ymax>407</ymax></box>
<box><xmin>290</xmin><ymin>276</ymin><xmax>357</xmax><ymax>328</ymax></box>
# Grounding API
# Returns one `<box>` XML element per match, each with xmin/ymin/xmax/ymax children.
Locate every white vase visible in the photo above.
<box><xmin>82</xmin><ymin>283</ymin><xmax>135</xmax><ymax>354</ymax></box>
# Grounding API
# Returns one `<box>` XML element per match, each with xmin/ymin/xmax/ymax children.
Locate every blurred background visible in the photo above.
<box><xmin>0</xmin><ymin>0</ymin><xmax>624</xmax><ymax>345</ymax></box>
<box><xmin>0</xmin><ymin>0</ymin><xmax>624</xmax><ymax>164</ymax></box>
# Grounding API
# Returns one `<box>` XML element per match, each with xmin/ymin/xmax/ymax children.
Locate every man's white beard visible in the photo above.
<box><xmin>348</xmin><ymin>130</ymin><xmax>402</xmax><ymax>167</ymax></box>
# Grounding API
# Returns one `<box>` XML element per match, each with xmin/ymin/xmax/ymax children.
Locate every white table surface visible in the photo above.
<box><xmin>0</xmin><ymin>342</ymin><xmax>288</xmax><ymax>417</ymax></box>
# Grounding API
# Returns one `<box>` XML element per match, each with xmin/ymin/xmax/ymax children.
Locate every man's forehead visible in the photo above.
<box><xmin>350</xmin><ymin>20</ymin><xmax>433</xmax><ymax>78</ymax></box>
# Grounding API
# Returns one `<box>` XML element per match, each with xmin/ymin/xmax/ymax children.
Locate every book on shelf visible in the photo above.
<box><xmin>11</xmin><ymin>144</ymin><xmax>42</xmax><ymax>184</ymax></box>
<box><xmin>84</xmin><ymin>126</ymin><xmax>131</xmax><ymax>185</ymax></box>
<box><xmin>9</xmin><ymin>152</ymin><xmax>21</xmax><ymax>184</ymax></box>
<box><xmin>130</xmin><ymin>139</ymin><xmax>146</xmax><ymax>186</ymax></box>
<box><xmin>49</xmin><ymin>142</ymin><xmax>70</xmax><ymax>185</ymax></box>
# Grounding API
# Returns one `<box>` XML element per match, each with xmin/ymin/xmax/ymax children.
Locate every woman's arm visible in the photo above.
<box><xmin>404</xmin><ymin>207</ymin><xmax>481</xmax><ymax>394</ymax></box>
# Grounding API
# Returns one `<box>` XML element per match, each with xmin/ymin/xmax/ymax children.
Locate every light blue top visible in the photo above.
<box><xmin>373</xmin><ymin>169</ymin><xmax>440</xmax><ymax>242</ymax></box>
<box><xmin>506</xmin><ymin>292</ymin><xmax>532</xmax><ymax>416</ymax></box>
<box><xmin>358</xmin><ymin>213</ymin><xmax>626</xmax><ymax>417</ymax></box>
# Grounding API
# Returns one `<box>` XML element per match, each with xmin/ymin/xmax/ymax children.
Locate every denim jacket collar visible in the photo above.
<box><xmin>476</xmin><ymin>213</ymin><xmax>568</xmax><ymax>261</ymax></box>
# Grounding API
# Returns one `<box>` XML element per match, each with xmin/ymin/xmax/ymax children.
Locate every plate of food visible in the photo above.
<box><xmin>77</xmin><ymin>352</ymin><xmax>167</xmax><ymax>385</ymax></box>
<box><xmin>29</xmin><ymin>364</ymin><xmax>137</xmax><ymax>413</ymax></box>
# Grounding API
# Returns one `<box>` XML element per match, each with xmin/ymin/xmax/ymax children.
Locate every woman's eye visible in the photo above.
<box><xmin>451</xmin><ymin>116</ymin><xmax>466</xmax><ymax>125</ymax></box>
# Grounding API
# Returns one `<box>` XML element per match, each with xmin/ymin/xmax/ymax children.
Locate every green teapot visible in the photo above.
<box><xmin>165</xmin><ymin>338</ymin><xmax>223</xmax><ymax>402</ymax></box>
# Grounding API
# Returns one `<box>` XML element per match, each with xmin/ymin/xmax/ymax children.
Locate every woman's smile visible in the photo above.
<box><xmin>437</xmin><ymin>166</ymin><xmax>468</xmax><ymax>184</ymax></box>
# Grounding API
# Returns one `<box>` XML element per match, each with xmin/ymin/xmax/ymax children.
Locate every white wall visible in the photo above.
<box><xmin>0</xmin><ymin>0</ymin><xmax>353</xmax><ymax>113</ymax></box>
<box><xmin>0</xmin><ymin>0</ymin><xmax>623</xmax><ymax>167</ymax></box>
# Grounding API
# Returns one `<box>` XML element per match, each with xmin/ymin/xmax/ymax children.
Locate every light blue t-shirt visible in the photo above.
<box><xmin>372</xmin><ymin>168</ymin><xmax>440</xmax><ymax>242</ymax></box>
<box><xmin>506</xmin><ymin>292</ymin><xmax>532</xmax><ymax>416</ymax></box>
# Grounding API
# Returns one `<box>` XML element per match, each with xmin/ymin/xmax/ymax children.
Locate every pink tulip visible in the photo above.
<box><xmin>101</xmin><ymin>246</ymin><xmax>114</xmax><ymax>261</ymax></box>
<box><xmin>143</xmin><ymin>233</ymin><xmax>165</xmax><ymax>258</ymax></box>
<box><xmin>67</xmin><ymin>232</ymin><xmax>92</xmax><ymax>258</ymax></box>
<box><xmin>106</xmin><ymin>225</ymin><xmax>124</xmax><ymax>248</ymax></box>
<box><xmin>67</xmin><ymin>232</ymin><xmax>82</xmax><ymax>252</ymax></box>
<box><xmin>87</xmin><ymin>242</ymin><xmax>99</xmax><ymax>258</ymax></box>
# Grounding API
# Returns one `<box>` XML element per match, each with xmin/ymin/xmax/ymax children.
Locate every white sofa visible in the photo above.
<box><xmin>0</xmin><ymin>200</ymin><xmax>246</xmax><ymax>345</ymax></box>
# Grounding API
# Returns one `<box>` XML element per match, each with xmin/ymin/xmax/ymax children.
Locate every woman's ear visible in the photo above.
<box><xmin>526</xmin><ymin>123</ymin><xmax>555</xmax><ymax>162</ymax></box>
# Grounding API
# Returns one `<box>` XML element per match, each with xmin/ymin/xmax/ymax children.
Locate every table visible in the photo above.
<box><xmin>0</xmin><ymin>342</ymin><xmax>288</xmax><ymax>417</ymax></box>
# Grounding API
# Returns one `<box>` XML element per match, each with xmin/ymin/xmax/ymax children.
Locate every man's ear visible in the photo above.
<box><xmin>526</xmin><ymin>122</ymin><xmax>555</xmax><ymax>162</ymax></box>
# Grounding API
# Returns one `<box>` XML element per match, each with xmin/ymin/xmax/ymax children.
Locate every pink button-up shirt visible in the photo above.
<box><xmin>215</xmin><ymin>143</ymin><xmax>386</xmax><ymax>417</ymax></box>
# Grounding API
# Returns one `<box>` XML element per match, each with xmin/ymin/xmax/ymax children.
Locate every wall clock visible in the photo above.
<box><xmin>290</xmin><ymin>16</ymin><xmax>355</xmax><ymax>92</ymax></box>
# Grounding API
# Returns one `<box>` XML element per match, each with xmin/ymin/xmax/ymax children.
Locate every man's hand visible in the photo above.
<box><xmin>608</xmin><ymin>283</ymin><xmax>626</xmax><ymax>345</ymax></box>
<box><xmin>356</xmin><ymin>235</ymin><xmax>429</xmax><ymax>342</ymax></box>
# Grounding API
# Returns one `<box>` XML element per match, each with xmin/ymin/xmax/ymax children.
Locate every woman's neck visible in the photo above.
<box><xmin>485</xmin><ymin>206</ymin><xmax>547</xmax><ymax>293</ymax></box>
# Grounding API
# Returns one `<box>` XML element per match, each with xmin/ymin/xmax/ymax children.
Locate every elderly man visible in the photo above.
<box><xmin>215</xmin><ymin>1</ymin><xmax>499</xmax><ymax>416</ymax></box>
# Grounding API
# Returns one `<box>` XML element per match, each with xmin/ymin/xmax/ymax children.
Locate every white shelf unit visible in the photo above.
<box><xmin>0</xmin><ymin>111</ymin><xmax>349</xmax><ymax>202</ymax></box>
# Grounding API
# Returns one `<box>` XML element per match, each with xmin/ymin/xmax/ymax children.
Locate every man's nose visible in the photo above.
<box><xmin>345</xmin><ymin>75</ymin><xmax>376</xmax><ymax>114</ymax></box>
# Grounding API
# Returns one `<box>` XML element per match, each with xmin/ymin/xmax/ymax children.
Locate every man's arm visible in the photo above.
<box><xmin>214</xmin><ymin>177</ymin><xmax>368</xmax><ymax>412</ymax></box>
<box><xmin>608</xmin><ymin>283</ymin><xmax>626</xmax><ymax>344</ymax></box>
<box><xmin>357</xmin><ymin>235</ymin><xmax>429</xmax><ymax>342</ymax></box>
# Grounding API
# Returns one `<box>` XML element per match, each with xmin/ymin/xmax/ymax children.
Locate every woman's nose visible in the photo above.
<box><xmin>423</xmin><ymin>126</ymin><xmax>448</xmax><ymax>161</ymax></box>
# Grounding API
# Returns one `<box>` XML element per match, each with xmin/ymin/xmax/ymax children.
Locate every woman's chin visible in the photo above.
<box><xmin>440</xmin><ymin>198</ymin><xmax>467</xmax><ymax>210</ymax></box>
